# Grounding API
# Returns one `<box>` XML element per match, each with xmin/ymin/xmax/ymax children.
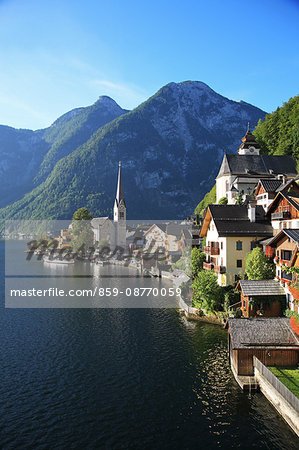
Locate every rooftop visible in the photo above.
<box><xmin>228</xmin><ymin>318</ymin><xmax>299</xmax><ymax>349</ymax></box>
<box><xmin>217</xmin><ymin>154</ymin><xmax>297</xmax><ymax>179</ymax></box>
<box><xmin>202</xmin><ymin>204</ymin><xmax>273</xmax><ymax>237</ymax></box>
<box><xmin>258</xmin><ymin>178</ymin><xmax>283</xmax><ymax>193</ymax></box>
<box><xmin>268</xmin><ymin>228</ymin><xmax>299</xmax><ymax>246</ymax></box>
<box><xmin>238</xmin><ymin>279</ymin><xmax>285</xmax><ymax>297</ymax></box>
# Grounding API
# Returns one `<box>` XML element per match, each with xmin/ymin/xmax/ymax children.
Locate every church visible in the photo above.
<box><xmin>216</xmin><ymin>124</ymin><xmax>297</xmax><ymax>204</ymax></box>
<box><xmin>91</xmin><ymin>162</ymin><xmax>127</xmax><ymax>249</ymax></box>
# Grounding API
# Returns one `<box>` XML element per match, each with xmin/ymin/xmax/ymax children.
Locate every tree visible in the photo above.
<box><xmin>192</xmin><ymin>270</ymin><xmax>223</xmax><ymax>313</ymax></box>
<box><xmin>218</xmin><ymin>196</ymin><xmax>228</xmax><ymax>205</ymax></box>
<box><xmin>71</xmin><ymin>207</ymin><xmax>94</xmax><ymax>253</ymax></box>
<box><xmin>245</xmin><ymin>247</ymin><xmax>275</xmax><ymax>280</ymax></box>
<box><xmin>191</xmin><ymin>247</ymin><xmax>206</xmax><ymax>276</ymax></box>
<box><xmin>72</xmin><ymin>207</ymin><xmax>93</xmax><ymax>221</ymax></box>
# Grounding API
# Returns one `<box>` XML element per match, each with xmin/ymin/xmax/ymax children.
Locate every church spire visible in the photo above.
<box><xmin>115</xmin><ymin>161</ymin><xmax>125</xmax><ymax>206</ymax></box>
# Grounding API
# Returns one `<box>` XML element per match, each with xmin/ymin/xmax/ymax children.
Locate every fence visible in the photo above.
<box><xmin>253</xmin><ymin>356</ymin><xmax>299</xmax><ymax>413</ymax></box>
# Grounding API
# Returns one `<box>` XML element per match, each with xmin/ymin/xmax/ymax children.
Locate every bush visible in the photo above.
<box><xmin>192</xmin><ymin>247</ymin><xmax>206</xmax><ymax>276</ymax></box>
<box><xmin>218</xmin><ymin>196</ymin><xmax>228</xmax><ymax>205</ymax></box>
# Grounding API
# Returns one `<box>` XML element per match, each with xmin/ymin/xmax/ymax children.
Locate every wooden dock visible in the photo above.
<box><xmin>231</xmin><ymin>364</ymin><xmax>259</xmax><ymax>391</ymax></box>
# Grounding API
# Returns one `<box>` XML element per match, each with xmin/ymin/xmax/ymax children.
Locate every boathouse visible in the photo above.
<box><xmin>226</xmin><ymin>318</ymin><xmax>299</xmax><ymax>377</ymax></box>
<box><xmin>236</xmin><ymin>279</ymin><xmax>286</xmax><ymax>317</ymax></box>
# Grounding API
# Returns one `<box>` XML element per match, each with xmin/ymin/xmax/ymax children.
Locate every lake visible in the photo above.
<box><xmin>0</xmin><ymin>240</ymin><xmax>298</xmax><ymax>449</ymax></box>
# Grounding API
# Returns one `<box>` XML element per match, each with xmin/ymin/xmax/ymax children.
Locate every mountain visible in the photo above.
<box><xmin>0</xmin><ymin>81</ymin><xmax>266</xmax><ymax>220</ymax></box>
<box><xmin>0</xmin><ymin>96</ymin><xmax>127</xmax><ymax>208</ymax></box>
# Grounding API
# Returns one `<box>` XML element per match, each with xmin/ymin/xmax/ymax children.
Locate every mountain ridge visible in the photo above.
<box><xmin>0</xmin><ymin>81</ymin><xmax>267</xmax><ymax>220</ymax></box>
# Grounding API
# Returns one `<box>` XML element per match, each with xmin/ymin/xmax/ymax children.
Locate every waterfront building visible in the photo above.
<box><xmin>215</xmin><ymin>126</ymin><xmax>297</xmax><ymax>204</ymax></box>
<box><xmin>226</xmin><ymin>317</ymin><xmax>299</xmax><ymax>377</ymax></box>
<box><xmin>236</xmin><ymin>279</ymin><xmax>285</xmax><ymax>318</ymax></box>
<box><xmin>200</xmin><ymin>203</ymin><xmax>272</xmax><ymax>286</ymax></box>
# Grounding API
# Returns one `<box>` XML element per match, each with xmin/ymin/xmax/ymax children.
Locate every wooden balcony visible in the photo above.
<box><xmin>203</xmin><ymin>262</ymin><xmax>214</xmax><ymax>271</ymax></box>
<box><xmin>204</xmin><ymin>246</ymin><xmax>219</xmax><ymax>255</ymax></box>
<box><xmin>271</xmin><ymin>211</ymin><xmax>291</xmax><ymax>220</ymax></box>
<box><xmin>214</xmin><ymin>265</ymin><xmax>226</xmax><ymax>274</ymax></box>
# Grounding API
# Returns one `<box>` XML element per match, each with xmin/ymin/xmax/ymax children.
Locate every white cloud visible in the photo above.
<box><xmin>89</xmin><ymin>79</ymin><xmax>148</xmax><ymax>109</ymax></box>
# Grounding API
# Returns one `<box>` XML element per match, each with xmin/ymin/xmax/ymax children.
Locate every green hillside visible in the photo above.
<box><xmin>253</xmin><ymin>95</ymin><xmax>299</xmax><ymax>164</ymax></box>
<box><xmin>194</xmin><ymin>95</ymin><xmax>299</xmax><ymax>214</ymax></box>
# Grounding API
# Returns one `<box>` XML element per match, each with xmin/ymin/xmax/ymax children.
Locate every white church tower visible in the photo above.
<box><xmin>113</xmin><ymin>161</ymin><xmax>126</xmax><ymax>249</ymax></box>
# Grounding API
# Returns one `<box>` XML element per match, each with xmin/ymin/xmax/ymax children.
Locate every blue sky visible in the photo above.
<box><xmin>0</xmin><ymin>0</ymin><xmax>298</xmax><ymax>129</ymax></box>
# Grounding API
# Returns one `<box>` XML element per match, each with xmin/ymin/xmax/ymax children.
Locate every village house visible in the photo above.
<box><xmin>236</xmin><ymin>279</ymin><xmax>285</xmax><ymax>318</ymax></box>
<box><xmin>268</xmin><ymin>229</ymin><xmax>299</xmax><ymax>313</ymax></box>
<box><xmin>200</xmin><ymin>203</ymin><xmax>273</xmax><ymax>286</ymax></box>
<box><xmin>255</xmin><ymin>178</ymin><xmax>299</xmax><ymax>211</ymax></box>
<box><xmin>226</xmin><ymin>317</ymin><xmax>299</xmax><ymax>377</ymax></box>
<box><xmin>216</xmin><ymin>125</ymin><xmax>297</xmax><ymax>204</ymax></box>
<box><xmin>265</xmin><ymin>189</ymin><xmax>299</xmax><ymax>234</ymax></box>
<box><xmin>91</xmin><ymin>217</ymin><xmax>115</xmax><ymax>248</ymax></box>
<box><xmin>144</xmin><ymin>223</ymin><xmax>191</xmax><ymax>264</ymax></box>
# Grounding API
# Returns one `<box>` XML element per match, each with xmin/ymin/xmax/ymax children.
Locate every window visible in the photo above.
<box><xmin>236</xmin><ymin>241</ymin><xmax>242</xmax><ymax>251</ymax></box>
<box><xmin>237</xmin><ymin>259</ymin><xmax>242</xmax><ymax>268</ymax></box>
<box><xmin>250</xmin><ymin>241</ymin><xmax>257</xmax><ymax>250</ymax></box>
<box><xmin>220</xmin><ymin>242</ymin><xmax>223</xmax><ymax>250</ymax></box>
<box><xmin>119</xmin><ymin>211</ymin><xmax>124</xmax><ymax>219</ymax></box>
<box><xmin>281</xmin><ymin>250</ymin><xmax>292</xmax><ymax>261</ymax></box>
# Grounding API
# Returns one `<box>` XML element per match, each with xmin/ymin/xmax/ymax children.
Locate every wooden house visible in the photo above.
<box><xmin>236</xmin><ymin>279</ymin><xmax>286</xmax><ymax>318</ymax></box>
<box><xmin>226</xmin><ymin>318</ymin><xmax>299</xmax><ymax>377</ymax></box>
<box><xmin>268</xmin><ymin>229</ymin><xmax>299</xmax><ymax>312</ymax></box>
<box><xmin>266</xmin><ymin>190</ymin><xmax>299</xmax><ymax>234</ymax></box>
<box><xmin>255</xmin><ymin>178</ymin><xmax>299</xmax><ymax>211</ymax></box>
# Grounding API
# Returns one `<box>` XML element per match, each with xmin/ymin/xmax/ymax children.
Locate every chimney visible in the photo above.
<box><xmin>248</xmin><ymin>201</ymin><xmax>256</xmax><ymax>222</ymax></box>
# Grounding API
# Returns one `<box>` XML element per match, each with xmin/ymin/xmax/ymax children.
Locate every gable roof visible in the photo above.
<box><xmin>266</xmin><ymin>191</ymin><xmax>299</xmax><ymax>215</ymax></box>
<box><xmin>200</xmin><ymin>204</ymin><xmax>273</xmax><ymax>238</ymax></box>
<box><xmin>144</xmin><ymin>223</ymin><xmax>167</xmax><ymax>235</ymax></box>
<box><xmin>268</xmin><ymin>228</ymin><xmax>299</xmax><ymax>246</ymax></box>
<box><xmin>237</xmin><ymin>279</ymin><xmax>285</xmax><ymax>297</ymax></box>
<box><xmin>228</xmin><ymin>318</ymin><xmax>298</xmax><ymax>349</ymax></box>
<box><xmin>217</xmin><ymin>154</ymin><xmax>297</xmax><ymax>179</ymax></box>
<box><xmin>258</xmin><ymin>178</ymin><xmax>283</xmax><ymax>193</ymax></box>
<box><xmin>276</xmin><ymin>178</ymin><xmax>299</xmax><ymax>193</ymax></box>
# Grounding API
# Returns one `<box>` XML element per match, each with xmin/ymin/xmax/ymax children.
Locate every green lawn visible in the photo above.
<box><xmin>268</xmin><ymin>367</ymin><xmax>299</xmax><ymax>398</ymax></box>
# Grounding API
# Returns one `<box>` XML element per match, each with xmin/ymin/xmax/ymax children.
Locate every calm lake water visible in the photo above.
<box><xmin>0</xmin><ymin>240</ymin><xmax>298</xmax><ymax>449</ymax></box>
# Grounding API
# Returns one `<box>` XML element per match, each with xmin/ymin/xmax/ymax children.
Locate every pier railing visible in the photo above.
<box><xmin>253</xmin><ymin>357</ymin><xmax>299</xmax><ymax>413</ymax></box>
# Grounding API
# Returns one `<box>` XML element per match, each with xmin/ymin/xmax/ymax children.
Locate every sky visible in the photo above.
<box><xmin>0</xmin><ymin>0</ymin><xmax>298</xmax><ymax>130</ymax></box>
